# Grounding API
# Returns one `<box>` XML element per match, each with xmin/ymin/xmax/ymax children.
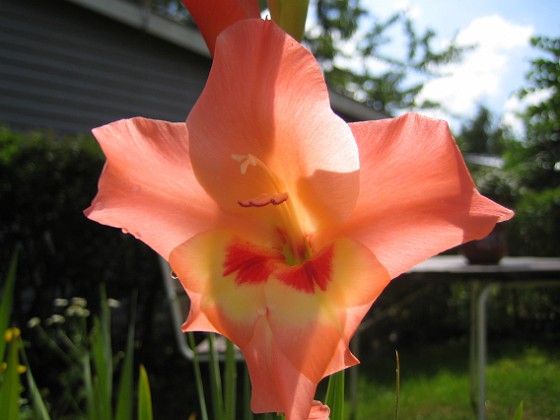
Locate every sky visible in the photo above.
<box><xmin>334</xmin><ymin>0</ymin><xmax>560</xmax><ymax>132</ymax></box>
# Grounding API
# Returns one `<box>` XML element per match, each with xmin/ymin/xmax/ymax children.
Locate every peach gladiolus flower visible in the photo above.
<box><xmin>181</xmin><ymin>0</ymin><xmax>260</xmax><ymax>54</ymax></box>
<box><xmin>85</xmin><ymin>19</ymin><xmax>513</xmax><ymax>420</ymax></box>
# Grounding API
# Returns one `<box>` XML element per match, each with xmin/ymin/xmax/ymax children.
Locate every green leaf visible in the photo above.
<box><xmin>395</xmin><ymin>350</ymin><xmax>401</xmax><ymax>420</ymax></box>
<box><xmin>0</xmin><ymin>251</ymin><xmax>18</xmax><ymax>362</ymax></box>
<box><xmin>20</xmin><ymin>345</ymin><xmax>51</xmax><ymax>420</ymax></box>
<box><xmin>324</xmin><ymin>370</ymin><xmax>345</xmax><ymax>420</ymax></box>
<box><xmin>115</xmin><ymin>293</ymin><xmax>137</xmax><ymax>420</ymax></box>
<box><xmin>224</xmin><ymin>338</ymin><xmax>237</xmax><ymax>420</ymax></box>
<box><xmin>513</xmin><ymin>401</ymin><xmax>524</xmax><ymax>420</ymax></box>
<box><xmin>0</xmin><ymin>335</ymin><xmax>22</xmax><ymax>420</ymax></box>
<box><xmin>138</xmin><ymin>365</ymin><xmax>153</xmax><ymax>420</ymax></box>
<box><xmin>242</xmin><ymin>364</ymin><xmax>253</xmax><ymax>420</ymax></box>
<box><xmin>89</xmin><ymin>288</ymin><xmax>114</xmax><ymax>420</ymax></box>
<box><xmin>187</xmin><ymin>332</ymin><xmax>208</xmax><ymax>420</ymax></box>
<box><xmin>208</xmin><ymin>333</ymin><xmax>224</xmax><ymax>419</ymax></box>
<box><xmin>90</xmin><ymin>317</ymin><xmax>112</xmax><ymax>420</ymax></box>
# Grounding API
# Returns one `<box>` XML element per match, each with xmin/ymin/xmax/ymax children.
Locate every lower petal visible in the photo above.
<box><xmin>169</xmin><ymin>230</ymin><xmax>267</xmax><ymax>347</ymax></box>
<box><xmin>243</xmin><ymin>317</ymin><xmax>318</xmax><ymax>420</ymax></box>
<box><xmin>266</xmin><ymin>239</ymin><xmax>391</xmax><ymax>383</ymax></box>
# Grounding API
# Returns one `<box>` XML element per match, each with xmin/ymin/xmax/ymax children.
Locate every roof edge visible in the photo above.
<box><xmin>65</xmin><ymin>0</ymin><xmax>388</xmax><ymax>121</ymax></box>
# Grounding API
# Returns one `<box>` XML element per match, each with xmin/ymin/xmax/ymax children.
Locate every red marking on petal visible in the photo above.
<box><xmin>275</xmin><ymin>245</ymin><xmax>334</xmax><ymax>294</ymax></box>
<box><xmin>223</xmin><ymin>240</ymin><xmax>284</xmax><ymax>285</ymax></box>
<box><xmin>238</xmin><ymin>192</ymin><xmax>289</xmax><ymax>208</ymax></box>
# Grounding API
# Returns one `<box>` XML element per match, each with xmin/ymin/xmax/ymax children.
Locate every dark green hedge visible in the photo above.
<box><xmin>0</xmin><ymin>126</ymin><xmax>161</xmax><ymax>319</ymax></box>
<box><xmin>0</xmin><ymin>126</ymin><xmax>202</xmax><ymax>418</ymax></box>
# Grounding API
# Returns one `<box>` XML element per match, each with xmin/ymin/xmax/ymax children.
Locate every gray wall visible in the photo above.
<box><xmin>0</xmin><ymin>0</ymin><xmax>211</xmax><ymax>133</ymax></box>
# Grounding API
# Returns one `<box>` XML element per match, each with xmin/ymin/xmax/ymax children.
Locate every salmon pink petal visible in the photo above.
<box><xmin>308</xmin><ymin>400</ymin><xmax>330</xmax><ymax>419</ymax></box>
<box><xmin>170</xmin><ymin>230</ymin><xmax>267</xmax><ymax>347</ymax></box>
<box><xmin>242</xmin><ymin>317</ymin><xmax>318</xmax><ymax>420</ymax></box>
<box><xmin>331</xmin><ymin>113</ymin><xmax>514</xmax><ymax>278</ymax></box>
<box><xmin>187</xmin><ymin>19</ymin><xmax>360</xmax><ymax>230</ymax></box>
<box><xmin>181</xmin><ymin>0</ymin><xmax>260</xmax><ymax>55</ymax></box>
<box><xmin>84</xmin><ymin>118</ymin><xmax>220</xmax><ymax>259</ymax></box>
<box><xmin>266</xmin><ymin>239</ymin><xmax>391</xmax><ymax>383</ymax></box>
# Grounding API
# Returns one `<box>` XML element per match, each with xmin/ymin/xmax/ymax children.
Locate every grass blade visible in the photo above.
<box><xmin>138</xmin><ymin>365</ymin><xmax>153</xmax><ymax>420</ymax></box>
<box><xmin>0</xmin><ymin>251</ymin><xmax>18</xmax><ymax>362</ymax></box>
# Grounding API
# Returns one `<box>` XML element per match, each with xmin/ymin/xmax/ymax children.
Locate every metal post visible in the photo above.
<box><xmin>476</xmin><ymin>284</ymin><xmax>494</xmax><ymax>420</ymax></box>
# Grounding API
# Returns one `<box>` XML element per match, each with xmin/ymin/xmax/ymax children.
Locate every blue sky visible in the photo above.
<box><xmin>346</xmin><ymin>0</ymin><xmax>560</xmax><ymax>129</ymax></box>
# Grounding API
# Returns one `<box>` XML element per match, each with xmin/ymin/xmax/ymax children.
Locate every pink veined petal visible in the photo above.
<box><xmin>181</xmin><ymin>0</ymin><xmax>260</xmax><ymax>55</ymax></box>
<box><xmin>328</xmin><ymin>113</ymin><xmax>514</xmax><ymax>278</ymax></box>
<box><xmin>170</xmin><ymin>232</ymin><xmax>390</xmax><ymax>419</ymax></box>
<box><xmin>170</xmin><ymin>230</ymin><xmax>267</xmax><ymax>347</ymax></box>
<box><xmin>242</xmin><ymin>317</ymin><xmax>318</xmax><ymax>420</ymax></box>
<box><xmin>187</xmin><ymin>19</ymin><xmax>360</xmax><ymax>231</ymax></box>
<box><xmin>266</xmin><ymin>239</ymin><xmax>391</xmax><ymax>384</ymax></box>
<box><xmin>84</xmin><ymin>117</ymin><xmax>220</xmax><ymax>259</ymax></box>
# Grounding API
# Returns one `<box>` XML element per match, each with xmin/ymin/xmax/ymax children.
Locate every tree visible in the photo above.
<box><xmin>456</xmin><ymin>105</ymin><xmax>506</xmax><ymax>155</ymax></box>
<box><xmin>511</xmin><ymin>36</ymin><xmax>560</xmax><ymax>189</ymax></box>
<box><xmin>503</xmin><ymin>35</ymin><xmax>560</xmax><ymax>256</ymax></box>
<box><xmin>306</xmin><ymin>0</ymin><xmax>468</xmax><ymax>113</ymax></box>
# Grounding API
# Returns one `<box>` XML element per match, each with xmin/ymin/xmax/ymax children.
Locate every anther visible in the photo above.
<box><xmin>238</xmin><ymin>192</ymin><xmax>289</xmax><ymax>208</ymax></box>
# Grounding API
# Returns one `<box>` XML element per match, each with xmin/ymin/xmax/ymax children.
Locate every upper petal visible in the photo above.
<box><xmin>187</xmin><ymin>19</ymin><xmax>360</xmax><ymax>232</ymax></box>
<box><xmin>84</xmin><ymin>118</ymin><xmax>220</xmax><ymax>259</ymax></box>
<box><xmin>181</xmin><ymin>0</ymin><xmax>260</xmax><ymax>55</ymax></box>
<box><xmin>328</xmin><ymin>113</ymin><xmax>514</xmax><ymax>278</ymax></box>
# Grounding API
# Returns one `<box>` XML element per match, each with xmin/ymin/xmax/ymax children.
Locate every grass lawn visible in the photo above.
<box><xmin>349</xmin><ymin>339</ymin><xmax>560</xmax><ymax>419</ymax></box>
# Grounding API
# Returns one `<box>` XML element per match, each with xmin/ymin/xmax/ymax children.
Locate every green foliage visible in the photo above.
<box><xmin>513</xmin><ymin>35</ymin><xmax>560</xmax><ymax>189</ymax></box>
<box><xmin>0</xmin><ymin>253</ymin><xmax>51</xmax><ymax>420</ymax></box>
<box><xmin>24</xmin><ymin>291</ymin><xmax>151</xmax><ymax>419</ymax></box>
<box><xmin>353</xmin><ymin>342</ymin><xmax>559</xmax><ymax>419</ymax></box>
<box><xmin>508</xmin><ymin>187</ymin><xmax>560</xmax><ymax>256</ymax></box>
<box><xmin>457</xmin><ymin>105</ymin><xmax>507</xmax><ymax>155</ymax></box>
<box><xmin>307</xmin><ymin>1</ymin><xmax>468</xmax><ymax>113</ymax></box>
<box><xmin>0</xmin><ymin>126</ymin><xmax>162</xmax><ymax>387</ymax></box>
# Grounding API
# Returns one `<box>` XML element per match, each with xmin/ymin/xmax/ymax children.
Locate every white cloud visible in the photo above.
<box><xmin>417</xmin><ymin>15</ymin><xmax>533</xmax><ymax>118</ymax></box>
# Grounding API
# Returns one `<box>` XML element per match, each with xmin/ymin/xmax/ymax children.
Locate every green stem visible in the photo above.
<box><xmin>243</xmin><ymin>364</ymin><xmax>253</xmax><ymax>420</ymax></box>
<box><xmin>224</xmin><ymin>339</ymin><xmax>237</xmax><ymax>420</ymax></box>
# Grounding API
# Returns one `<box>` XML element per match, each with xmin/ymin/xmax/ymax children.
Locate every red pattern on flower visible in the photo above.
<box><xmin>223</xmin><ymin>240</ymin><xmax>284</xmax><ymax>285</ymax></box>
<box><xmin>275</xmin><ymin>245</ymin><xmax>334</xmax><ymax>293</ymax></box>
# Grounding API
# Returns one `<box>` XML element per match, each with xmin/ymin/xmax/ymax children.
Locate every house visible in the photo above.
<box><xmin>0</xmin><ymin>0</ymin><xmax>386</xmax><ymax>134</ymax></box>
